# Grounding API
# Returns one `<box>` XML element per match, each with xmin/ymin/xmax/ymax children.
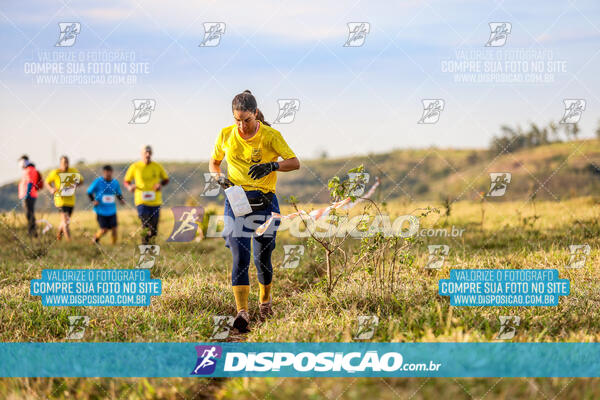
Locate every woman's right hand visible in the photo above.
<box><xmin>217</xmin><ymin>175</ymin><xmax>234</xmax><ymax>189</ymax></box>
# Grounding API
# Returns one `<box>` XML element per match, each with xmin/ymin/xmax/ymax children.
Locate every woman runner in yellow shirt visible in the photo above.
<box><xmin>209</xmin><ymin>90</ymin><xmax>300</xmax><ymax>332</ymax></box>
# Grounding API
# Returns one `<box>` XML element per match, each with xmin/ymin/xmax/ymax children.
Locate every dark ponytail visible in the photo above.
<box><xmin>232</xmin><ymin>90</ymin><xmax>271</xmax><ymax>127</ymax></box>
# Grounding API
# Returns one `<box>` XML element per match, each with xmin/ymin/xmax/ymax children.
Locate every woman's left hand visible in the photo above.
<box><xmin>248</xmin><ymin>162</ymin><xmax>279</xmax><ymax>180</ymax></box>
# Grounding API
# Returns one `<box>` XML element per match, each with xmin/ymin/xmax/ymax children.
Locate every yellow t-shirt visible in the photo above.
<box><xmin>211</xmin><ymin>123</ymin><xmax>296</xmax><ymax>193</ymax></box>
<box><xmin>45</xmin><ymin>167</ymin><xmax>83</xmax><ymax>207</ymax></box>
<box><xmin>124</xmin><ymin>161</ymin><xmax>169</xmax><ymax>206</ymax></box>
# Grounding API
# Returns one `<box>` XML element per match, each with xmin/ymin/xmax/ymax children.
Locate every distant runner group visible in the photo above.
<box><xmin>17</xmin><ymin>144</ymin><xmax>169</xmax><ymax>244</ymax></box>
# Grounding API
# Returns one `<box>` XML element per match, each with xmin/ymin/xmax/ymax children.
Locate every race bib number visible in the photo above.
<box><xmin>101</xmin><ymin>194</ymin><xmax>115</xmax><ymax>204</ymax></box>
<box><xmin>142</xmin><ymin>191</ymin><xmax>156</xmax><ymax>201</ymax></box>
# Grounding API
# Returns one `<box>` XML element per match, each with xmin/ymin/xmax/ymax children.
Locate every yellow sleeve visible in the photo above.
<box><xmin>159</xmin><ymin>164</ymin><xmax>168</xmax><ymax>180</ymax></box>
<box><xmin>271</xmin><ymin>131</ymin><xmax>296</xmax><ymax>160</ymax></box>
<box><xmin>45</xmin><ymin>170</ymin><xmax>56</xmax><ymax>186</ymax></box>
<box><xmin>124</xmin><ymin>164</ymin><xmax>135</xmax><ymax>182</ymax></box>
<box><xmin>211</xmin><ymin>130</ymin><xmax>225</xmax><ymax>161</ymax></box>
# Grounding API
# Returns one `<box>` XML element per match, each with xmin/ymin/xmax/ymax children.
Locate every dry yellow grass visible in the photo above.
<box><xmin>1</xmin><ymin>196</ymin><xmax>599</xmax><ymax>398</ymax></box>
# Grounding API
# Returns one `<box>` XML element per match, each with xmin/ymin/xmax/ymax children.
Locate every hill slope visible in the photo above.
<box><xmin>2</xmin><ymin>139</ymin><xmax>600</xmax><ymax>212</ymax></box>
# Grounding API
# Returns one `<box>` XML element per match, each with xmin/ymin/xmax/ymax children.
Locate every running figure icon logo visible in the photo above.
<box><xmin>38</xmin><ymin>219</ymin><xmax>53</xmax><ymax>235</ymax></box>
<box><xmin>486</xmin><ymin>172</ymin><xmax>511</xmax><ymax>197</ymax></box>
<box><xmin>55</xmin><ymin>22</ymin><xmax>81</xmax><ymax>47</ymax></box>
<box><xmin>560</xmin><ymin>99</ymin><xmax>586</xmax><ymax>124</ymax></box>
<box><xmin>567</xmin><ymin>244</ymin><xmax>590</xmax><ymax>269</ymax></box>
<box><xmin>129</xmin><ymin>99</ymin><xmax>156</xmax><ymax>124</ymax></box>
<box><xmin>273</xmin><ymin>99</ymin><xmax>300</xmax><ymax>124</ymax></box>
<box><xmin>199</xmin><ymin>23</ymin><xmax>226</xmax><ymax>47</ymax></box>
<box><xmin>168</xmin><ymin>207</ymin><xmax>205</xmax><ymax>242</ymax></box>
<box><xmin>344</xmin><ymin>22</ymin><xmax>370</xmax><ymax>47</ymax></box>
<box><xmin>353</xmin><ymin>315</ymin><xmax>379</xmax><ymax>340</ymax></box>
<box><xmin>347</xmin><ymin>172</ymin><xmax>370</xmax><ymax>197</ymax></box>
<box><xmin>210</xmin><ymin>316</ymin><xmax>234</xmax><ymax>340</ymax></box>
<box><xmin>136</xmin><ymin>245</ymin><xmax>160</xmax><ymax>269</ymax></box>
<box><xmin>418</xmin><ymin>99</ymin><xmax>444</xmax><ymax>124</ymax></box>
<box><xmin>425</xmin><ymin>245</ymin><xmax>449</xmax><ymax>269</ymax></box>
<box><xmin>485</xmin><ymin>22</ymin><xmax>511</xmax><ymax>47</ymax></box>
<box><xmin>66</xmin><ymin>316</ymin><xmax>89</xmax><ymax>340</ymax></box>
<box><xmin>191</xmin><ymin>345</ymin><xmax>222</xmax><ymax>375</ymax></box>
<box><xmin>496</xmin><ymin>316</ymin><xmax>520</xmax><ymax>340</ymax></box>
<box><xmin>201</xmin><ymin>173</ymin><xmax>222</xmax><ymax>197</ymax></box>
<box><xmin>58</xmin><ymin>173</ymin><xmax>81</xmax><ymax>196</ymax></box>
<box><xmin>282</xmin><ymin>245</ymin><xmax>305</xmax><ymax>269</ymax></box>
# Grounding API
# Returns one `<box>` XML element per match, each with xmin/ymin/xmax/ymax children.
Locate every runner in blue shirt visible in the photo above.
<box><xmin>87</xmin><ymin>165</ymin><xmax>125</xmax><ymax>244</ymax></box>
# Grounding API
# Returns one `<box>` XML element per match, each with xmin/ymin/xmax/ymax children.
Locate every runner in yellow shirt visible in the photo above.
<box><xmin>209</xmin><ymin>90</ymin><xmax>300</xmax><ymax>332</ymax></box>
<box><xmin>124</xmin><ymin>145</ymin><xmax>169</xmax><ymax>244</ymax></box>
<box><xmin>45</xmin><ymin>155</ymin><xmax>84</xmax><ymax>241</ymax></box>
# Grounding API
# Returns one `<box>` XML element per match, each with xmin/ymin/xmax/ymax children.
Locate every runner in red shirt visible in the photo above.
<box><xmin>18</xmin><ymin>155</ymin><xmax>43</xmax><ymax>237</ymax></box>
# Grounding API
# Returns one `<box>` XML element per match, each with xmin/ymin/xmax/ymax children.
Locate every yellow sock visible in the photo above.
<box><xmin>232</xmin><ymin>285</ymin><xmax>250</xmax><ymax>312</ymax></box>
<box><xmin>258</xmin><ymin>282</ymin><xmax>272</xmax><ymax>304</ymax></box>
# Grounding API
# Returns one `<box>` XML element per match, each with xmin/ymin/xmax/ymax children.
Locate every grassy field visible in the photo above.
<box><xmin>1</xmin><ymin>195</ymin><xmax>600</xmax><ymax>398</ymax></box>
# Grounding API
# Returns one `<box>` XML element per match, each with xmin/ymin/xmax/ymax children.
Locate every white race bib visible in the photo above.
<box><xmin>142</xmin><ymin>191</ymin><xmax>156</xmax><ymax>201</ymax></box>
<box><xmin>101</xmin><ymin>194</ymin><xmax>116</xmax><ymax>204</ymax></box>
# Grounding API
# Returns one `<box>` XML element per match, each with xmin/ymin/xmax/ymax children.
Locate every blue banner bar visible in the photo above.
<box><xmin>1</xmin><ymin>343</ymin><xmax>600</xmax><ymax>377</ymax></box>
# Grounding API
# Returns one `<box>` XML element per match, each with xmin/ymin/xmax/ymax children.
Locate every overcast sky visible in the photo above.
<box><xmin>1</xmin><ymin>0</ymin><xmax>600</xmax><ymax>184</ymax></box>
